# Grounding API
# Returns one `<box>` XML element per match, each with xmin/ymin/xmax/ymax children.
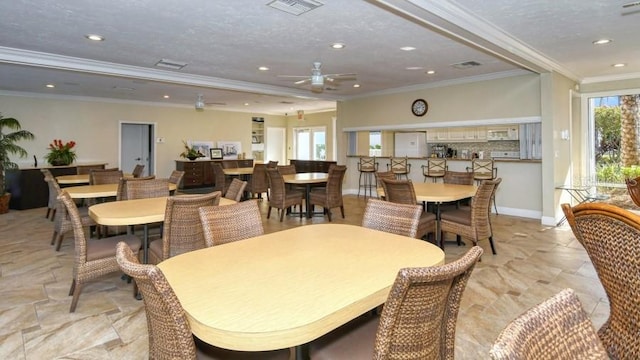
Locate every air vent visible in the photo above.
<box><xmin>267</xmin><ymin>0</ymin><xmax>323</xmax><ymax>16</ymax></box>
<box><xmin>280</xmin><ymin>101</ymin><xmax>295</xmax><ymax>104</ymax></box>
<box><xmin>451</xmin><ymin>60</ymin><xmax>482</xmax><ymax>69</ymax></box>
<box><xmin>155</xmin><ymin>58</ymin><xmax>188</xmax><ymax>70</ymax></box>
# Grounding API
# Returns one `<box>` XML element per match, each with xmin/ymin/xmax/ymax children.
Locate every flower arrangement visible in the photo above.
<box><xmin>180</xmin><ymin>140</ymin><xmax>205</xmax><ymax>160</ymax></box>
<box><xmin>45</xmin><ymin>139</ymin><xmax>77</xmax><ymax>166</ymax></box>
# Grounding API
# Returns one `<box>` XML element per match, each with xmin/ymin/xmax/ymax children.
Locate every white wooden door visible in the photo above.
<box><xmin>121</xmin><ymin>123</ymin><xmax>153</xmax><ymax>176</ymax></box>
<box><xmin>265</xmin><ymin>126</ymin><xmax>286</xmax><ymax>164</ymax></box>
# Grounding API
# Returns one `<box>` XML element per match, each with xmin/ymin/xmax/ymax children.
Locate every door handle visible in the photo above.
<box><xmin>135</xmin><ymin>157</ymin><xmax>142</xmax><ymax>161</ymax></box>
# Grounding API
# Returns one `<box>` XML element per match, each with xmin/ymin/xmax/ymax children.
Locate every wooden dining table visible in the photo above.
<box><xmin>89</xmin><ymin>195</ymin><xmax>235</xmax><ymax>263</ymax></box>
<box><xmin>282</xmin><ymin>172</ymin><xmax>329</xmax><ymax>218</ymax></box>
<box><xmin>64</xmin><ymin>183</ymin><xmax>176</xmax><ymax>199</ymax></box>
<box><xmin>157</xmin><ymin>223</ymin><xmax>445</xmax><ymax>359</ymax></box>
<box><xmin>222</xmin><ymin>167</ymin><xmax>254</xmax><ymax>176</ymax></box>
<box><xmin>56</xmin><ymin>173</ymin><xmax>133</xmax><ymax>185</ymax></box>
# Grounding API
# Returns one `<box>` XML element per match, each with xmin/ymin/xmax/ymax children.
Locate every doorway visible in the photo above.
<box><xmin>266</xmin><ymin>126</ymin><xmax>286</xmax><ymax>164</ymax></box>
<box><xmin>120</xmin><ymin>122</ymin><xmax>155</xmax><ymax>176</ymax></box>
<box><xmin>293</xmin><ymin>126</ymin><xmax>327</xmax><ymax>160</ymax></box>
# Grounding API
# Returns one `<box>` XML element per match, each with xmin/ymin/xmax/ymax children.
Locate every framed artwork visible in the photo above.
<box><xmin>187</xmin><ymin>140</ymin><xmax>214</xmax><ymax>158</ymax></box>
<box><xmin>210</xmin><ymin>148</ymin><xmax>223</xmax><ymax>159</ymax></box>
<box><xmin>217</xmin><ymin>141</ymin><xmax>242</xmax><ymax>159</ymax></box>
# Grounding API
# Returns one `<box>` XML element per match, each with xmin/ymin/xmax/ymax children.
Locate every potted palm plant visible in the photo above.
<box><xmin>0</xmin><ymin>113</ymin><xmax>35</xmax><ymax>214</ymax></box>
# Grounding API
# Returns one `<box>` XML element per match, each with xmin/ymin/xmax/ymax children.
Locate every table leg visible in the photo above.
<box><xmin>306</xmin><ymin>184</ymin><xmax>312</xmax><ymax>218</ymax></box>
<box><xmin>295</xmin><ymin>344</ymin><xmax>310</xmax><ymax>360</ymax></box>
<box><xmin>143</xmin><ymin>224</ymin><xmax>149</xmax><ymax>264</ymax></box>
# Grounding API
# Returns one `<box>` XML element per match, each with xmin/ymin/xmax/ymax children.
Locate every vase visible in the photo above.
<box><xmin>187</xmin><ymin>156</ymin><xmax>198</xmax><ymax>161</ymax></box>
<box><xmin>50</xmin><ymin>159</ymin><xmax>71</xmax><ymax>166</ymax></box>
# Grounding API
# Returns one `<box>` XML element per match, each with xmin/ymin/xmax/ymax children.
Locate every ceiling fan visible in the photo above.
<box><xmin>278</xmin><ymin>62</ymin><xmax>356</xmax><ymax>93</ymax></box>
<box><xmin>195</xmin><ymin>94</ymin><xmax>226</xmax><ymax>111</ymax></box>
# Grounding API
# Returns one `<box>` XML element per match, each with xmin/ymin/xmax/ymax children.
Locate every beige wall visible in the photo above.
<box><xmin>285</xmin><ymin>110</ymin><xmax>336</xmax><ymax>161</ymax></box>
<box><xmin>0</xmin><ymin>94</ymin><xmax>285</xmax><ymax>177</ymax></box>
<box><xmin>339</xmin><ymin>73</ymin><xmax>541</xmax><ymax>129</ymax></box>
<box><xmin>580</xmin><ymin>78</ymin><xmax>640</xmax><ymax>93</ymax></box>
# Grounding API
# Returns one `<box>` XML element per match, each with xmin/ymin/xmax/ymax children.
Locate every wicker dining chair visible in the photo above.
<box><xmin>246</xmin><ymin>163</ymin><xmax>269</xmax><ymax>200</ymax></box>
<box><xmin>380</xmin><ymin>178</ymin><xmax>437</xmax><ymax>240</ymax></box>
<box><xmin>211</xmin><ymin>163</ymin><xmax>228</xmax><ymax>195</ymax></box>
<box><xmin>439</xmin><ymin>179</ymin><xmax>499</xmax><ymax>253</ymax></box>
<box><xmin>562</xmin><ymin>202</ymin><xmax>640</xmax><ymax>359</ymax></box>
<box><xmin>490</xmin><ymin>288</ymin><xmax>608</xmax><ymax>360</ymax></box>
<box><xmin>168</xmin><ymin>170</ymin><xmax>185</xmax><ymax>188</ymax></box>
<box><xmin>147</xmin><ymin>192</ymin><xmax>221</xmax><ymax>265</ymax></box>
<box><xmin>116</xmin><ymin>175</ymin><xmax>156</xmax><ymax>201</ymax></box>
<box><xmin>310</xmin><ymin>246</ymin><xmax>483</xmax><ymax>360</ymax></box>
<box><xmin>47</xmin><ymin>174</ymin><xmax>98</xmax><ymax>251</ymax></box>
<box><xmin>267</xmin><ymin>160</ymin><xmax>278</xmax><ymax>168</ymax></box>
<box><xmin>58</xmin><ymin>191</ymin><xmax>141</xmax><ymax>312</ymax></box>
<box><xmin>443</xmin><ymin>170</ymin><xmax>475</xmax><ymax>185</ymax></box>
<box><xmin>41</xmin><ymin>169</ymin><xmax>57</xmax><ymax>220</ymax></box>
<box><xmin>131</xmin><ymin>164</ymin><xmax>145</xmax><ymax>178</ymax></box>
<box><xmin>308</xmin><ymin>165</ymin><xmax>347</xmax><ymax>222</ymax></box>
<box><xmin>276</xmin><ymin>164</ymin><xmax>297</xmax><ymax>175</ymax></box>
<box><xmin>266</xmin><ymin>168</ymin><xmax>303</xmax><ymax>221</ymax></box>
<box><xmin>624</xmin><ymin>176</ymin><xmax>640</xmax><ymax>207</ymax></box>
<box><xmin>199</xmin><ymin>200</ymin><xmax>264</xmax><ymax>246</ymax></box>
<box><xmin>362</xmin><ymin>198</ymin><xmax>422</xmax><ymax>238</ymax></box>
<box><xmin>115</xmin><ymin>242</ymin><xmax>292</xmax><ymax>360</ymax></box>
<box><xmin>224</xmin><ymin>178</ymin><xmax>247</xmax><ymax>202</ymax></box>
<box><xmin>126</xmin><ymin>178</ymin><xmax>170</xmax><ymax>200</ymax></box>
<box><xmin>374</xmin><ymin>171</ymin><xmax>396</xmax><ymax>199</ymax></box>
<box><xmin>90</xmin><ymin>168</ymin><xmax>123</xmax><ymax>185</ymax></box>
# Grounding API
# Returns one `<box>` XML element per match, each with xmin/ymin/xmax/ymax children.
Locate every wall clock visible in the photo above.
<box><xmin>411</xmin><ymin>99</ymin><xmax>428</xmax><ymax>117</ymax></box>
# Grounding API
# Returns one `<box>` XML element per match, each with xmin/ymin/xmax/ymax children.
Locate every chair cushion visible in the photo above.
<box><xmin>440</xmin><ymin>209</ymin><xmax>471</xmax><ymax>225</ymax></box>
<box><xmin>148</xmin><ymin>239</ymin><xmax>163</xmax><ymax>264</ymax></box>
<box><xmin>86</xmin><ymin>235</ymin><xmax>142</xmax><ymax>261</ymax></box>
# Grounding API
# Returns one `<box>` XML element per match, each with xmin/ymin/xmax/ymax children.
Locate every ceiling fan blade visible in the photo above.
<box><xmin>277</xmin><ymin>75</ymin><xmax>310</xmax><ymax>78</ymax></box>
<box><xmin>294</xmin><ymin>78</ymin><xmax>312</xmax><ymax>85</ymax></box>
<box><xmin>326</xmin><ymin>74</ymin><xmax>357</xmax><ymax>83</ymax></box>
<box><xmin>623</xmin><ymin>1</ymin><xmax>640</xmax><ymax>8</ymax></box>
<box><xmin>205</xmin><ymin>102</ymin><xmax>227</xmax><ymax>106</ymax></box>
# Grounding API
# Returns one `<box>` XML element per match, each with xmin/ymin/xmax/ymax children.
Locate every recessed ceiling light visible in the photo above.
<box><xmin>353</xmin><ymin>84</ymin><xmax>360</xmax><ymax>88</ymax></box>
<box><xmin>85</xmin><ymin>34</ymin><xmax>104</xmax><ymax>41</ymax></box>
<box><xmin>612</xmin><ymin>63</ymin><xmax>626</xmax><ymax>67</ymax></box>
<box><xmin>593</xmin><ymin>39</ymin><xmax>612</xmax><ymax>45</ymax></box>
<box><xmin>244</xmin><ymin>102</ymin><xmax>250</xmax><ymax>106</ymax></box>
<box><xmin>258</xmin><ymin>66</ymin><xmax>270</xmax><ymax>71</ymax></box>
<box><xmin>405</xmin><ymin>66</ymin><xmax>423</xmax><ymax>70</ymax></box>
<box><xmin>163</xmin><ymin>95</ymin><xmax>170</xmax><ymax>99</ymax></box>
<box><xmin>426</xmin><ymin>70</ymin><xmax>436</xmax><ymax>75</ymax></box>
<box><xmin>400</xmin><ymin>46</ymin><xmax>416</xmax><ymax>51</ymax></box>
<box><xmin>45</xmin><ymin>84</ymin><xmax>55</xmax><ymax>88</ymax></box>
<box><xmin>330</xmin><ymin>43</ymin><xmax>345</xmax><ymax>49</ymax></box>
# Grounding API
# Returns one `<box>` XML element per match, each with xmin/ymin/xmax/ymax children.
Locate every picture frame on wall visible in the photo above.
<box><xmin>217</xmin><ymin>141</ymin><xmax>242</xmax><ymax>160</ymax></box>
<box><xmin>187</xmin><ymin>140</ymin><xmax>214</xmax><ymax>158</ymax></box>
<box><xmin>210</xmin><ymin>148</ymin><xmax>223</xmax><ymax>159</ymax></box>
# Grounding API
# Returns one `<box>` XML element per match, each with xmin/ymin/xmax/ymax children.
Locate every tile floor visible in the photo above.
<box><xmin>0</xmin><ymin>195</ymin><xmax>610</xmax><ymax>359</ymax></box>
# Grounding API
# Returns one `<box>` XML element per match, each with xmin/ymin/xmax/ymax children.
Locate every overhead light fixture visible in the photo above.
<box><xmin>400</xmin><ymin>46</ymin><xmax>416</xmax><ymax>51</ymax></box>
<box><xmin>353</xmin><ymin>84</ymin><xmax>360</xmax><ymax>88</ymax></box>
<box><xmin>85</xmin><ymin>34</ymin><xmax>104</xmax><ymax>41</ymax></box>
<box><xmin>330</xmin><ymin>43</ymin><xmax>345</xmax><ymax>49</ymax></box>
<box><xmin>45</xmin><ymin>84</ymin><xmax>55</xmax><ymax>88</ymax></box>
<box><xmin>593</xmin><ymin>39</ymin><xmax>612</xmax><ymax>45</ymax></box>
<box><xmin>163</xmin><ymin>95</ymin><xmax>170</xmax><ymax>99</ymax></box>
<box><xmin>405</xmin><ymin>66</ymin><xmax>423</xmax><ymax>70</ymax></box>
<box><xmin>426</xmin><ymin>70</ymin><xmax>436</xmax><ymax>75</ymax></box>
<box><xmin>612</xmin><ymin>63</ymin><xmax>626</xmax><ymax>67</ymax></box>
<box><xmin>258</xmin><ymin>66</ymin><xmax>270</xmax><ymax>71</ymax></box>
<box><xmin>244</xmin><ymin>102</ymin><xmax>250</xmax><ymax>106</ymax></box>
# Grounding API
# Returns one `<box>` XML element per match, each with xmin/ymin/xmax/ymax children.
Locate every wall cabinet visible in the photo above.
<box><xmin>427</xmin><ymin>127</ymin><xmax>488</xmax><ymax>143</ymax></box>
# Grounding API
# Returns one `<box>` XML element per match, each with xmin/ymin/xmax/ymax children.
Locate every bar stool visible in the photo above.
<box><xmin>469</xmin><ymin>159</ymin><xmax>498</xmax><ymax>214</ymax></box>
<box><xmin>387</xmin><ymin>156</ymin><xmax>411</xmax><ymax>180</ymax></box>
<box><xmin>357</xmin><ymin>157</ymin><xmax>378</xmax><ymax>198</ymax></box>
<box><xmin>422</xmin><ymin>158</ymin><xmax>447</xmax><ymax>183</ymax></box>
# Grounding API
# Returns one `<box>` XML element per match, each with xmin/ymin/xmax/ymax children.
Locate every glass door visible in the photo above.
<box><xmin>294</xmin><ymin>127</ymin><xmax>326</xmax><ymax>160</ymax></box>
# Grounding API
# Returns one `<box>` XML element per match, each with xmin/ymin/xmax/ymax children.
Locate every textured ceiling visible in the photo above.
<box><xmin>0</xmin><ymin>0</ymin><xmax>637</xmax><ymax>115</ymax></box>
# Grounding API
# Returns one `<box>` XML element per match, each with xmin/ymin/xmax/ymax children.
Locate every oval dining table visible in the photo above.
<box><xmin>157</xmin><ymin>223</ymin><xmax>445</xmax><ymax>359</ymax></box>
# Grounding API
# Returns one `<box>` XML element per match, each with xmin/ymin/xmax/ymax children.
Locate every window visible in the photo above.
<box><xmin>293</xmin><ymin>127</ymin><xmax>326</xmax><ymax>160</ymax></box>
<box><xmin>369</xmin><ymin>131</ymin><xmax>381</xmax><ymax>157</ymax></box>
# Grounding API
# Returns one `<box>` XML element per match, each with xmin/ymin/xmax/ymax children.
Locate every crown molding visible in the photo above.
<box><xmin>580</xmin><ymin>71</ymin><xmax>640</xmax><ymax>85</ymax></box>
<box><xmin>0</xmin><ymin>46</ymin><xmax>344</xmax><ymax>102</ymax></box>
<box><xmin>342</xmin><ymin>116</ymin><xmax>541</xmax><ymax>132</ymax></box>
<box><xmin>371</xmin><ymin>0</ymin><xmax>582</xmax><ymax>81</ymax></box>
